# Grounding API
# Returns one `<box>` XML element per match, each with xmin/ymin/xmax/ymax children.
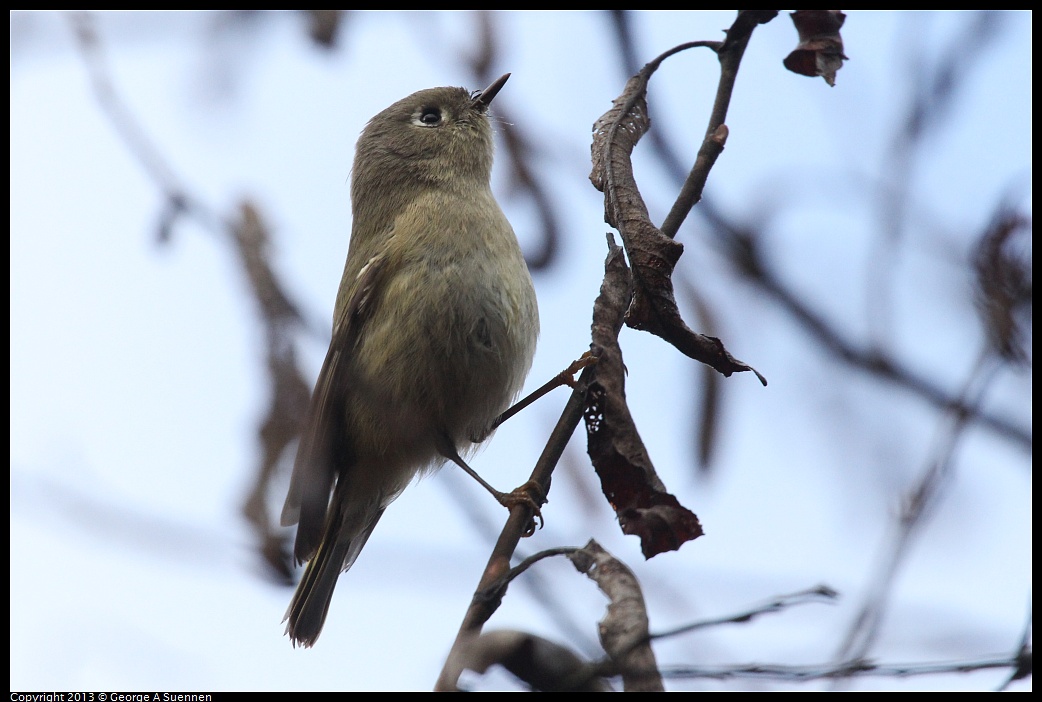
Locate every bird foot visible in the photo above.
<box><xmin>495</xmin><ymin>480</ymin><xmax>546</xmax><ymax>537</ymax></box>
<box><xmin>556</xmin><ymin>350</ymin><xmax>598</xmax><ymax>389</ymax></box>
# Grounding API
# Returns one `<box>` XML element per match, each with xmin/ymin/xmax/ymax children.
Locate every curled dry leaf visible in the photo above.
<box><xmin>783</xmin><ymin>10</ymin><xmax>848</xmax><ymax>87</ymax></box>
<box><xmin>455</xmin><ymin>629</ymin><xmax>612</xmax><ymax>692</ymax></box>
<box><xmin>568</xmin><ymin>540</ymin><xmax>663</xmax><ymax>692</ymax></box>
<box><xmin>586</xmin><ymin>238</ymin><xmax>704</xmax><ymax>558</ymax></box>
<box><xmin>590</xmin><ymin>57</ymin><xmax>765</xmax><ymax>385</ymax></box>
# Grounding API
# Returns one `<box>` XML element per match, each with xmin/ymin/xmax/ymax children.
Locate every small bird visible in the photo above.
<box><xmin>280</xmin><ymin>74</ymin><xmax>539</xmax><ymax>647</ymax></box>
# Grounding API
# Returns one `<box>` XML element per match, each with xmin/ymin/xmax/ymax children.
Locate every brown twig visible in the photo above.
<box><xmin>490</xmin><ymin>353</ymin><xmax>597</xmax><ymax>433</ymax></box>
<box><xmin>658</xmin><ymin>654</ymin><xmax>1027</xmax><ymax>682</ymax></box>
<box><xmin>660</xmin><ymin>11</ymin><xmax>778</xmax><ymax>240</ymax></box>
<box><xmin>435</xmin><ymin>367</ymin><xmax>595</xmax><ymax>691</ymax></box>
<box><xmin>560</xmin><ymin>583</ymin><xmax>839</xmax><ymax>691</ymax></box>
<box><xmin>619</xmin><ymin>9</ymin><xmax>1028</xmax><ymax>456</ymax></box>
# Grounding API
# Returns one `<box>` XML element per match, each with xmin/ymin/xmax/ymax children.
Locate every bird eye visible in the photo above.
<box><xmin>418</xmin><ymin>106</ymin><xmax>442</xmax><ymax>126</ymax></box>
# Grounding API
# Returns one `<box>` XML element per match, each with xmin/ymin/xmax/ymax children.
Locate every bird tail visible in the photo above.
<box><xmin>284</xmin><ymin>503</ymin><xmax>385</xmax><ymax>647</ymax></box>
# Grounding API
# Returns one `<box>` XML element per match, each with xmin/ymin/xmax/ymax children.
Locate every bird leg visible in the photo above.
<box><xmin>435</xmin><ymin>434</ymin><xmax>545</xmax><ymax>536</ymax></box>
<box><xmin>487</xmin><ymin>351</ymin><xmax>598</xmax><ymax>434</ymax></box>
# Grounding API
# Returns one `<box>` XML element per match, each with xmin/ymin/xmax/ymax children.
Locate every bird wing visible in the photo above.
<box><xmin>279</xmin><ymin>252</ymin><xmax>389</xmax><ymax>564</ymax></box>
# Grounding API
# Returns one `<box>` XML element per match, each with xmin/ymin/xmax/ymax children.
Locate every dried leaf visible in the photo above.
<box><xmin>783</xmin><ymin>10</ymin><xmax>848</xmax><ymax>87</ymax></box>
<box><xmin>456</xmin><ymin>629</ymin><xmax>612</xmax><ymax>692</ymax></box>
<box><xmin>590</xmin><ymin>56</ymin><xmax>765</xmax><ymax>385</ymax></box>
<box><xmin>586</xmin><ymin>238</ymin><xmax>704</xmax><ymax>558</ymax></box>
<box><xmin>568</xmin><ymin>540</ymin><xmax>663</xmax><ymax>692</ymax></box>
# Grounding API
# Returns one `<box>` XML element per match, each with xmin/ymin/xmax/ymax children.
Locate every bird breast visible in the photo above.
<box><xmin>345</xmin><ymin>187</ymin><xmax>538</xmax><ymax>466</ymax></box>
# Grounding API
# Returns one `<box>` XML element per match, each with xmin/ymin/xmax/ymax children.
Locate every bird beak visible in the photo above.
<box><xmin>473</xmin><ymin>73</ymin><xmax>510</xmax><ymax>110</ymax></box>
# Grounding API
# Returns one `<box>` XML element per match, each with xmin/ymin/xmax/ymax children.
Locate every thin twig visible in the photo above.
<box><xmin>477</xmin><ymin>547</ymin><xmax>581</xmax><ymax>597</ymax></box>
<box><xmin>491</xmin><ymin>353</ymin><xmax>596</xmax><ymax>432</ymax></box>
<box><xmin>562</xmin><ymin>583</ymin><xmax>840</xmax><ymax>691</ymax></box>
<box><xmin>659</xmin><ymin>654</ymin><xmax>1025</xmax><ymax>682</ymax></box>
<box><xmin>660</xmin><ymin>10</ymin><xmax>777</xmax><ymax>239</ymax></box>
<box><xmin>652</xmin><ymin>585</ymin><xmax>839</xmax><ymax>641</ymax></box>
<box><xmin>435</xmin><ymin>366</ymin><xmax>595</xmax><ymax>691</ymax></box>
<box><xmin>620</xmin><ymin>10</ymin><xmax>1029</xmax><ymax>452</ymax></box>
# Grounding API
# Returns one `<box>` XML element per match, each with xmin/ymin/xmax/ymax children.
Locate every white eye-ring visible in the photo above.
<box><xmin>414</xmin><ymin>106</ymin><xmax>443</xmax><ymax>127</ymax></box>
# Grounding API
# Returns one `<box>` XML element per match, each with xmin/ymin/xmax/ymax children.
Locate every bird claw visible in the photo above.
<box><xmin>556</xmin><ymin>351</ymin><xmax>598</xmax><ymax>389</ymax></box>
<box><xmin>497</xmin><ymin>480</ymin><xmax>546</xmax><ymax>537</ymax></box>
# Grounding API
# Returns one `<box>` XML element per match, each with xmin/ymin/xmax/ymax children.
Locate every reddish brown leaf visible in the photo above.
<box><xmin>783</xmin><ymin>10</ymin><xmax>848</xmax><ymax>87</ymax></box>
<box><xmin>585</xmin><ymin>239</ymin><xmax>704</xmax><ymax>558</ymax></box>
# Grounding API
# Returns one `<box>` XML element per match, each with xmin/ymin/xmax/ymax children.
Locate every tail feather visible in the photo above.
<box><xmin>284</xmin><ymin>507</ymin><xmax>386</xmax><ymax>647</ymax></box>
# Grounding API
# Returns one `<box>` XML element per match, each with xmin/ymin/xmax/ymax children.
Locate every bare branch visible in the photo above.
<box><xmin>435</xmin><ymin>366</ymin><xmax>595</xmax><ymax>691</ymax></box>
<box><xmin>659</xmin><ymin>10</ymin><xmax>778</xmax><ymax>239</ymax></box>
<box><xmin>441</xmin><ymin>16</ymin><xmax>782</xmax><ymax>688</ymax></box>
